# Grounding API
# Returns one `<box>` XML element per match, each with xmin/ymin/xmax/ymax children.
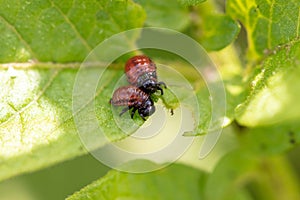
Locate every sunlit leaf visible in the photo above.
<box><xmin>235</xmin><ymin>40</ymin><xmax>300</xmax><ymax>126</ymax></box>
<box><xmin>0</xmin><ymin>0</ymin><xmax>145</xmax><ymax>181</ymax></box>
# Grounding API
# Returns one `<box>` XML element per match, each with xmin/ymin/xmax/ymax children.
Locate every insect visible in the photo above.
<box><xmin>109</xmin><ymin>85</ymin><xmax>155</xmax><ymax>120</ymax></box>
<box><xmin>125</xmin><ymin>55</ymin><xmax>166</xmax><ymax>95</ymax></box>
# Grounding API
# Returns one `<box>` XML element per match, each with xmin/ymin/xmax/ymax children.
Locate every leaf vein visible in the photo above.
<box><xmin>48</xmin><ymin>70</ymin><xmax>119</xmax><ymax>137</ymax></box>
<box><xmin>297</xmin><ymin>7</ymin><xmax>300</xmax><ymax>37</ymax></box>
<box><xmin>0</xmin><ymin>16</ymin><xmax>38</xmax><ymax>60</ymax></box>
<box><xmin>268</xmin><ymin>0</ymin><xmax>275</xmax><ymax>49</ymax></box>
<box><xmin>93</xmin><ymin>0</ymin><xmax>136</xmax><ymax>47</ymax></box>
<box><xmin>49</xmin><ymin>0</ymin><xmax>92</xmax><ymax>51</ymax></box>
<box><xmin>0</xmin><ymin>62</ymin><xmax>116</xmax><ymax>69</ymax></box>
<box><xmin>0</xmin><ymin>69</ymin><xmax>61</xmax><ymax>127</ymax></box>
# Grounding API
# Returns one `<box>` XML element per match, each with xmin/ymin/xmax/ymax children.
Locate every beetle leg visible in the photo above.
<box><xmin>170</xmin><ymin>108</ymin><xmax>174</xmax><ymax>115</ymax></box>
<box><xmin>157</xmin><ymin>86</ymin><xmax>164</xmax><ymax>95</ymax></box>
<box><xmin>139</xmin><ymin>112</ymin><xmax>146</xmax><ymax>121</ymax></box>
<box><xmin>130</xmin><ymin>107</ymin><xmax>137</xmax><ymax>119</ymax></box>
<box><xmin>157</xmin><ymin>82</ymin><xmax>167</xmax><ymax>95</ymax></box>
<box><xmin>158</xmin><ymin>81</ymin><xmax>167</xmax><ymax>88</ymax></box>
<box><xmin>141</xmin><ymin>116</ymin><xmax>146</xmax><ymax>121</ymax></box>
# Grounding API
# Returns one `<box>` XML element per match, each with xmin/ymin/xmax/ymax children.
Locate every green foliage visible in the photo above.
<box><xmin>134</xmin><ymin>0</ymin><xmax>190</xmax><ymax>30</ymax></box>
<box><xmin>0</xmin><ymin>67</ymin><xmax>135</xmax><ymax>181</ymax></box>
<box><xmin>0</xmin><ymin>0</ymin><xmax>145</xmax><ymax>62</ymax></box>
<box><xmin>205</xmin><ymin>122</ymin><xmax>300</xmax><ymax>200</ymax></box>
<box><xmin>227</xmin><ymin>0</ymin><xmax>300</xmax><ymax>60</ymax></box>
<box><xmin>235</xmin><ymin>41</ymin><xmax>300</xmax><ymax>126</ymax></box>
<box><xmin>186</xmin><ymin>3</ymin><xmax>240</xmax><ymax>51</ymax></box>
<box><xmin>67</xmin><ymin>161</ymin><xmax>207</xmax><ymax>200</ymax></box>
<box><xmin>205</xmin><ymin>151</ymin><xmax>300</xmax><ymax>200</ymax></box>
<box><xmin>0</xmin><ymin>0</ymin><xmax>300</xmax><ymax>199</ymax></box>
<box><xmin>178</xmin><ymin>0</ymin><xmax>206</xmax><ymax>6</ymax></box>
<box><xmin>239</xmin><ymin>122</ymin><xmax>300</xmax><ymax>155</ymax></box>
<box><xmin>200</xmin><ymin>14</ymin><xmax>240</xmax><ymax>51</ymax></box>
<box><xmin>0</xmin><ymin>0</ymin><xmax>145</xmax><ymax>181</ymax></box>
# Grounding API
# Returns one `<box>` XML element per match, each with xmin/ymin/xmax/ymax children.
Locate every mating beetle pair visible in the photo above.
<box><xmin>110</xmin><ymin>55</ymin><xmax>166</xmax><ymax>120</ymax></box>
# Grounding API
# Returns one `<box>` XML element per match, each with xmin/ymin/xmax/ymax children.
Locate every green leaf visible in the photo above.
<box><xmin>205</xmin><ymin>150</ymin><xmax>259</xmax><ymax>200</ymax></box>
<box><xmin>0</xmin><ymin>66</ymin><xmax>126</xmax><ymax>181</ymax></box>
<box><xmin>190</xmin><ymin>77</ymin><xmax>245</xmax><ymax>135</ymax></box>
<box><xmin>67</xmin><ymin>161</ymin><xmax>207</xmax><ymax>200</ymax></box>
<box><xmin>200</xmin><ymin>14</ymin><xmax>240</xmax><ymax>51</ymax></box>
<box><xmin>205</xmin><ymin>150</ymin><xmax>300</xmax><ymax>200</ymax></box>
<box><xmin>192</xmin><ymin>46</ymin><xmax>246</xmax><ymax>135</ymax></box>
<box><xmin>239</xmin><ymin>123</ymin><xmax>300</xmax><ymax>155</ymax></box>
<box><xmin>178</xmin><ymin>0</ymin><xmax>206</xmax><ymax>6</ymax></box>
<box><xmin>134</xmin><ymin>0</ymin><xmax>190</xmax><ymax>31</ymax></box>
<box><xmin>157</xmin><ymin>88</ymin><xmax>180</xmax><ymax>111</ymax></box>
<box><xmin>204</xmin><ymin>123</ymin><xmax>300</xmax><ymax>200</ymax></box>
<box><xmin>235</xmin><ymin>39</ymin><xmax>300</xmax><ymax>127</ymax></box>
<box><xmin>0</xmin><ymin>0</ymin><xmax>146</xmax><ymax>181</ymax></box>
<box><xmin>0</xmin><ymin>0</ymin><xmax>145</xmax><ymax>62</ymax></box>
<box><xmin>185</xmin><ymin>3</ymin><xmax>240</xmax><ymax>52</ymax></box>
<box><xmin>227</xmin><ymin>0</ymin><xmax>300</xmax><ymax>60</ymax></box>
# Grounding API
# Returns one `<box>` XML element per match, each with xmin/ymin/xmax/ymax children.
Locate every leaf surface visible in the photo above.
<box><xmin>67</xmin><ymin>161</ymin><xmax>207</xmax><ymax>200</ymax></box>
<box><xmin>178</xmin><ymin>0</ymin><xmax>206</xmax><ymax>6</ymax></box>
<box><xmin>0</xmin><ymin>0</ymin><xmax>145</xmax><ymax>62</ymax></box>
<box><xmin>199</xmin><ymin>14</ymin><xmax>240</xmax><ymax>51</ymax></box>
<box><xmin>0</xmin><ymin>0</ymin><xmax>145</xmax><ymax>181</ymax></box>
<box><xmin>134</xmin><ymin>0</ymin><xmax>190</xmax><ymax>31</ymax></box>
<box><xmin>205</xmin><ymin>124</ymin><xmax>300</xmax><ymax>200</ymax></box>
<box><xmin>235</xmin><ymin>40</ymin><xmax>300</xmax><ymax>126</ymax></box>
<box><xmin>227</xmin><ymin>0</ymin><xmax>300</xmax><ymax>60</ymax></box>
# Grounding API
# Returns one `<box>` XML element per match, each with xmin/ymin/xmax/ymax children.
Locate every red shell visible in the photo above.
<box><xmin>110</xmin><ymin>85</ymin><xmax>149</xmax><ymax>107</ymax></box>
<box><xmin>125</xmin><ymin>55</ymin><xmax>156</xmax><ymax>85</ymax></box>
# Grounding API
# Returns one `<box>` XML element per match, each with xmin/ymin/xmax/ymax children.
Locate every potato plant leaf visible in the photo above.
<box><xmin>67</xmin><ymin>161</ymin><xmax>207</xmax><ymax>200</ymax></box>
<box><xmin>205</xmin><ymin>150</ymin><xmax>300</xmax><ymax>200</ymax></box>
<box><xmin>227</xmin><ymin>0</ymin><xmax>300</xmax><ymax>60</ymax></box>
<box><xmin>191</xmin><ymin>45</ymin><xmax>246</xmax><ymax>135</ymax></box>
<box><xmin>0</xmin><ymin>0</ymin><xmax>145</xmax><ymax>181</ymax></box>
<box><xmin>199</xmin><ymin>14</ymin><xmax>240</xmax><ymax>51</ymax></box>
<box><xmin>239</xmin><ymin>122</ymin><xmax>300</xmax><ymax>155</ymax></box>
<box><xmin>235</xmin><ymin>39</ymin><xmax>300</xmax><ymax>127</ymax></box>
<box><xmin>178</xmin><ymin>0</ymin><xmax>206</xmax><ymax>6</ymax></box>
<box><xmin>205</xmin><ymin>122</ymin><xmax>300</xmax><ymax>200</ymax></box>
<box><xmin>0</xmin><ymin>0</ymin><xmax>145</xmax><ymax>62</ymax></box>
<box><xmin>134</xmin><ymin>0</ymin><xmax>190</xmax><ymax>31</ymax></box>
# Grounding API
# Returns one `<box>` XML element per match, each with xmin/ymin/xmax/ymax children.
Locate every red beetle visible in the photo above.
<box><xmin>125</xmin><ymin>55</ymin><xmax>166</xmax><ymax>95</ymax></box>
<box><xmin>109</xmin><ymin>85</ymin><xmax>155</xmax><ymax>120</ymax></box>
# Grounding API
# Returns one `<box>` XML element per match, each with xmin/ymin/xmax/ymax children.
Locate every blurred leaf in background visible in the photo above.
<box><xmin>67</xmin><ymin>161</ymin><xmax>207</xmax><ymax>200</ymax></box>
